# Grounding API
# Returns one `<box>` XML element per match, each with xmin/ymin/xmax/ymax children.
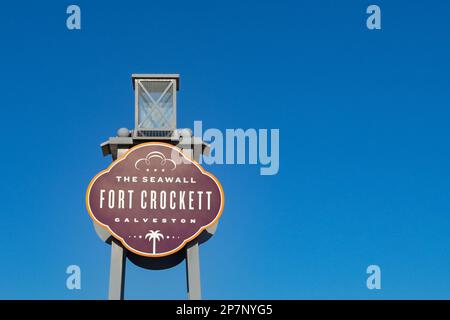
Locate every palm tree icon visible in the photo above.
<box><xmin>145</xmin><ymin>230</ymin><xmax>164</xmax><ymax>254</ymax></box>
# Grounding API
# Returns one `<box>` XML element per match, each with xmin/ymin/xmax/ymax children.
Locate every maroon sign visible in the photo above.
<box><xmin>86</xmin><ymin>142</ymin><xmax>224</xmax><ymax>257</ymax></box>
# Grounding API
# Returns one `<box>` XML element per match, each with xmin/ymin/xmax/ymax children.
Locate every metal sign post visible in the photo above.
<box><xmin>107</xmin><ymin>148</ymin><xmax>128</xmax><ymax>300</ymax></box>
<box><xmin>108</xmin><ymin>239</ymin><xmax>126</xmax><ymax>300</ymax></box>
<box><xmin>186</xmin><ymin>240</ymin><xmax>201</xmax><ymax>300</ymax></box>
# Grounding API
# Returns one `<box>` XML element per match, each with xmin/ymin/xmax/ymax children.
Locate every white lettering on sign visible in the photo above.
<box><xmin>100</xmin><ymin>188</ymin><xmax>212</xmax><ymax>211</ymax></box>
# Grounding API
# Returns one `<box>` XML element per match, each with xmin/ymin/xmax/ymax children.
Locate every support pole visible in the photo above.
<box><xmin>186</xmin><ymin>240</ymin><xmax>202</xmax><ymax>300</ymax></box>
<box><xmin>108</xmin><ymin>239</ymin><xmax>126</xmax><ymax>300</ymax></box>
<box><xmin>108</xmin><ymin>148</ymin><xmax>128</xmax><ymax>300</ymax></box>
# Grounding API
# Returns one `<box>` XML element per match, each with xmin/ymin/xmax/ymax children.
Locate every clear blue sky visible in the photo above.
<box><xmin>0</xmin><ymin>1</ymin><xmax>449</xmax><ymax>299</ymax></box>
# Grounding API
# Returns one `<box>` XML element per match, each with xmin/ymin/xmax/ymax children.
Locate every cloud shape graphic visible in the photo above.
<box><xmin>134</xmin><ymin>151</ymin><xmax>177</xmax><ymax>171</ymax></box>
